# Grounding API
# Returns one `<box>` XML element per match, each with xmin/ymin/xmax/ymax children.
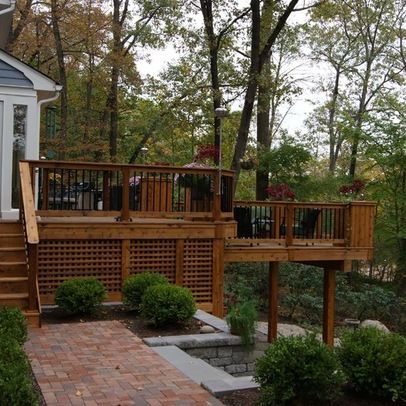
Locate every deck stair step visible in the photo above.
<box><xmin>0</xmin><ymin>262</ymin><xmax>28</xmax><ymax>277</ymax></box>
<box><xmin>0</xmin><ymin>233</ymin><xmax>25</xmax><ymax>247</ymax></box>
<box><xmin>0</xmin><ymin>247</ymin><xmax>26</xmax><ymax>262</ymax></box>
<box><xmin>0</xmin><ymin>223</ymin><xmax>40</xmax><ymax>327</ymax></box>
<box><xmin>0</xmin><ymin>277</ymin><xmax>29</xmax><ymax>294</ymax></box>
<box><xmin>0</xmin><ymin>292</ymin><xmax>29</xmax><ymax>307</ymax></box>
<box><xmin>0</xmin><ymin>221</ymin><xmax>23</xmax><ymax>234</ymax></box>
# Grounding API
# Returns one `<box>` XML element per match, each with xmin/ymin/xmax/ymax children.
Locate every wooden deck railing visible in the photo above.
<box><xmin>233</xmin><ymin>200</ymin><xmax>375</xmax><ymax>248</ymax></box>
<box><xmin>23</xmin><ymin>160</ymin><xmax>234</xmax><ymax>221</ymax></box>
<box><xmin>19</xmin><ymin>162</ymin><xmax>40</xmax><ymax>313</ymax></box>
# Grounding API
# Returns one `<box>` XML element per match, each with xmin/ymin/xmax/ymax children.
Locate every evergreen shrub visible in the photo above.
<box><xmin>338</xmin><ymin>327</ymin><xmax>406</xmax><ymax>402</ymax></box>
<box><xmin>141</xmin><ymin>284</ymin><xmax>196</xmax><ymax>326</ymax></box>
<box><xmin>255</xmin><ymin>334</ymin><xmax>345</xmax><ymax>405</ymax></box>
<box><xmin>0</xmin><ymin>307</ymin><xmax>27</xmax><ymax>345</ymax></box>
<box><xmin>122</xmin><ymin>272</ymin><xmax>168</xmax><ymax>311</ymax></box>
<box><xmin>55</xmin><ymin>278</ymin><xmax>106</xmax><ymax>314</ymax></box>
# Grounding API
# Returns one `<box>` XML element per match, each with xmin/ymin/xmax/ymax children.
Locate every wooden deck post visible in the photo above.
<box><xmin>27</xmin><ymin>244</ymin><xmax>38</xmax><ymax>311</ymax></box>
<box><xmin>323</xmin><ymin>269</ymin><xmax>336</xmax><ymax>347</ymax></box>
<box><xmin>268</xmin><ymin>262</ymin><xmax>279</xmax><ymax>343</ymax></box>
<box><xmin>212</xmin><ymin>238</ymin><xmax>224</xmax><ymax>317</ymax></box>
<box><xmin>285</xmin><ymin>204</ymin><xmax>294</xmax><ymax>246</ymax></box>
<box><xmin>121</xmin><ymin>168</ymin><xmax>130</xmax><ymax>221</ymax></box>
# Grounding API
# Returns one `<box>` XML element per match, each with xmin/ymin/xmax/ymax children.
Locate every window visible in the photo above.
<box><xmin>11</xmin><ymin>104</ymin><xmax>27</xmax><ymax>208</ymax></box>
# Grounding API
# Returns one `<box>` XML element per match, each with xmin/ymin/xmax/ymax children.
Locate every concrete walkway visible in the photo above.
<box><xmin>25</xmin><ymin>321</ymin><xmax>223</xmax><ymax>406</ymax></box>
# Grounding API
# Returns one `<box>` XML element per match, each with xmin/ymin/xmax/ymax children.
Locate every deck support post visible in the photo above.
<box><xmin>323</xmin><ymin>269</ymin><xmax>336</xmax><ymax>347</ymax></box>
<box><xmin>268</xmin><ymin>262</ymin><xmax>279</xmax><ymax>343</ymax></box>
<box><xmin>212</xmin><ymin>237</ymin><xmax>224</xmax><ymax>317</ymax></box>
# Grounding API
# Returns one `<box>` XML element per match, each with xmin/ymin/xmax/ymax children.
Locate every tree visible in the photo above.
<box><xmin>306</xmin><ymin>2</ymin><xmax>361</xmax><ymax>173</ymax></box>
<box><xmin>365</xmin><ymin>96</ymin><xmax>406</xmax><ymax>294</ymax></box>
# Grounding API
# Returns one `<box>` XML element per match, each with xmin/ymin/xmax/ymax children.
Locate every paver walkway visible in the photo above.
<box><xmin>25</xmin><ymin>321</ymin><xmax>223</xmax><ymax>406</ymax></box>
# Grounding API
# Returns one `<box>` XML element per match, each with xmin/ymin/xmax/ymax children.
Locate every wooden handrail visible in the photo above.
<box><xmin>23</xmin><ymin>159</ymin><xmax>235</xmax><ymax>176</ymax></box>
<box><xmin>19</xmin><ymin>162</ymin><xmax>39</xmax><ymax>244</ymax></box>
<box><xmin>19</xmin><ymin>161</ymin><xmax>40</xmax><ymax>313</ymax></box>
<box><xmin>27</xmin><ymin>159</ymin><xmax>235</xmax><ymax>220</ymax></box>
<box><xmin>232</xmin><ymin>200</ymin><xmax>376</xmax><ymax>247</ymax></box>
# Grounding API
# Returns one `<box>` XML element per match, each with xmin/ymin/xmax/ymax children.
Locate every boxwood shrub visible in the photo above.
<box><xmin>255</xmin><ymin>334</ymin><xmax>345</xmax><ymax>405</ymax></box>
<box><xmin>55</xmin><ymin>278</ymin><xmax>106</xmax><ymax>314</ymax></box>
<box><xmin>338</xmin><ymin>327</ymin><xmax>406</xmax><ymax>402</ymax></box>
<box><xmin>122</xmin><ymin>272</ymin><xmax>168</xmax><ymax>311</ymax></box>
<box><xmin>0</xmin><ymin>336</ymin><xmax>38</xmax><ymax>406</ymax></box>
<box><xmin>0</xmin><ymin>308</ymin><xmax>38</xmax><ymax>405</ymax></box>
<box><xmin>0</xmin><ymin>307</ymin><xmax>27</xmax><ymax>345</ymax></box>
<box><xmin>141</xmin><ymin>284</ymin><xmax>196</xmax><ymax>327</ymax></box>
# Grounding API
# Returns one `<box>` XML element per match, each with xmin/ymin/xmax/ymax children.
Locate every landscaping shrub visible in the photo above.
<box><xmin>141</xmin><ymin>284</ymin><xmax>196</xmax><ymax>327</ymax></box>
<box><xmin>0</xmin><ymin>336</ymin><xmax>38</xmax><ymax>406</ymax></box>
<box><xmin>226</xmin><ymin>300</ymin><xmax>257</xmax><ymax>347</ymax></box>
<box><xmin>0</xmin><ymin>307</ymin><xmax>27</xmax><ymax>345</ymax></box>
<box><xmin>55</xmin><ymin>278</ymin><xmax>106</xmax><ymax>314</ymax></box>
<box><xmin>122</xmin><ymin>272</ymin><xmax>168</xmax><ymax>311</ymax></box>
<box><xmin>338</xmin><ymin>327</ymin><xmax>406</xmax><ymax>402</ymax></box>
<box><xmin>255</xmin><ymin>334</ymin><xmax>345</xmax><ymax>405</ymax></box>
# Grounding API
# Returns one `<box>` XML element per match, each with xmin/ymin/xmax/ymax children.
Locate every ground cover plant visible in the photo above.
<box><xmin>55</xmin><ymin>277</ymin><xmax>106</xmax><ymax>314</ymax></box>
<box><xmin>255</xmin><ymin>334</ymin><xmax>345</xmax><ymax>405</ymax></box>
<box><xmin>0</xmin><ymin>307</ymin><xmax>38</xmax><ymax>406</ymax></box>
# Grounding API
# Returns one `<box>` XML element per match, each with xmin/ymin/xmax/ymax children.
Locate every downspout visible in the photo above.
<box><xmin>0</xmin><ymin>1</ymin><xmax>15</xmax><ymax>16</ymax></box>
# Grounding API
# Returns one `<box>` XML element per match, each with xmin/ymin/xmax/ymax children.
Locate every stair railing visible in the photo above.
<box><xmin>19</xmin><ymin>162</ymin><xmax>40</xmax><ymax>313</ymax></box>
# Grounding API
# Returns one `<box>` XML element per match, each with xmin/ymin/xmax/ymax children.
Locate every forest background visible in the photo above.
<box><xmin>5</xmin><ymin>0</ymin><xmax>406</xmax><ymax>295</ymax></box>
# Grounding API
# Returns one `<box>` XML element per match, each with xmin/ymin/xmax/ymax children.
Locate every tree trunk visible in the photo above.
<box><xmin>256</xmin><ymin>59</ymin><xmax>271</xmax><ymax>200</ymax></box>
<box><xmin>50</xmin><ymin>0</ymin><xmax>68</xmax><ymax>160</ymax></box>
<box><xmin>232</xmin><ymin>0</ymin><xmax>299</xmax><ymax>193</ymax></box>
<box><xmin>231</xmin><ymin>0</ymin><xmax>261</xmax><ymax>190</ymax></box>
<box><xmin>328</xmin><ymin>67</ymin><xmax>341</xmax><ymax>173</ymax></box>
<box><xmin>200</xmin><ymin>0</ymin><xmax>222</xmax><ymax>164</ymax></box>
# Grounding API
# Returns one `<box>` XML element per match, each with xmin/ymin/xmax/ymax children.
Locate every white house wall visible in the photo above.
<box><xmin>0</xmin><ymin>87</ymin><xmax>38</xmax><ymax>218</ymax></box>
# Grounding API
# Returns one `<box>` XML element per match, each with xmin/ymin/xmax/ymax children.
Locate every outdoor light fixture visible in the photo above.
<box><xmin>214</xmin><ymin>107</ymin><xmax>229</xmax><ymax>195</ymax></box>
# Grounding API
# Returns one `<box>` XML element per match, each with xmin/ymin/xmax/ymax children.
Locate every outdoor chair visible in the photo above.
<box><xmin>280</xmin><ymin>208</ymin><xmax>321</xmax><ymax>239</ymax></box>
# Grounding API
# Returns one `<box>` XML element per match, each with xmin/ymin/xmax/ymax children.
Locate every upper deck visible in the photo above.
<box><xmin>10</xmin><ymin>160</ymin><xmax>376</xmax><ymax>341</ymax></box>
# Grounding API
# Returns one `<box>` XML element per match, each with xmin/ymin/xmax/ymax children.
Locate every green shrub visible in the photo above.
<box><xmin>255</xmin><ymin>334</ymin><xmax>345</xmax><ymax>405</ymax></box>
<box><xmin>122</xmin><ymin>272</ymin><xmax>169</xmax><ymax>311</ymax></box>
<box><xmin>0</xmin><ymin>307</ymin><xmax>27</xmax><ymax>345</ymax></box>
<box><xmin>141</xmin><ymin>284</ymin><xmax>196</xmax><ymax>327</ymax></box>
<box><xmin>55</xmin><ymin>278</ymin><xmax>106</xmax><ymax>314</ymax></box>
<box><xmin>338</xmin><ymin>327</ymin><xmax>406</xmax><ymax>402</ymax></box>
<box><xmin>226</xmin><ymin>301</ymin><xmax>257</xmax><ymax>347</ymax></box>
<box><xmin>0</xmin><ymin>336</ymin><xmax>38</xmax><ymax>406</ymax></box>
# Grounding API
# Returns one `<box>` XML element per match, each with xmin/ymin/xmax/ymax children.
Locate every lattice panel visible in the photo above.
<box><xmin>128</xmin><ymin>240</ymin><xmax>176</xmax><ymax>283</ymax></box>
<box><xmin>38</xmin><ymin>240</ymin><xmax>122</xmax><ymax>295</ymax></box>
<box><xmin>183</xmin><ymin>240</ymin><xmax>213</xmax><ymax>302</ymax></box>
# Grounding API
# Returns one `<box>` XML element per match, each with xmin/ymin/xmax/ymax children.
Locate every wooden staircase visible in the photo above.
<box><xmin>0</xmin><ymin>221</ymin><xmax>40</xmax><ymax>327</ymax></box>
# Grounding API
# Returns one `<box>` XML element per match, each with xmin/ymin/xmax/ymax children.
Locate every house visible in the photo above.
<box><xmin>0</xmin><ymin>2</ymin><xmax>376</xmax><ymax>347</ymax></box>
<box><xmin>0</xmin><ymin>2</ymin><xmax>61</xmax><ymax>218</ymax></box>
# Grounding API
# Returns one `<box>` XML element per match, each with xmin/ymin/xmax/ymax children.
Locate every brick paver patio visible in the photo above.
<box><xmin>25</xmin><ymin>321</ymin><xmax>223</xmax><ymax>406</ymax></box>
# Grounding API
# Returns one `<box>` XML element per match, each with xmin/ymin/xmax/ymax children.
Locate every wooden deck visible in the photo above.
<box><xmin>0</xmin><ymin>160</ymin><xmax>376</xmax><ymax>346</ymax></box>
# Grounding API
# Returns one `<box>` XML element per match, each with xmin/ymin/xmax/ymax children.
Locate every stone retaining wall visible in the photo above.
<box><xmin>185</xmin><ymin>340</ymin><xmax>268</xmax><ymax>376</ymax></box>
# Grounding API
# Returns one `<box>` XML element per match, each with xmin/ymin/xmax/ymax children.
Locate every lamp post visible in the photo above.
<box><xmin>214</xmin><ymin>107</ymin><xmax>229</xmax><ymax>196</ymax></box>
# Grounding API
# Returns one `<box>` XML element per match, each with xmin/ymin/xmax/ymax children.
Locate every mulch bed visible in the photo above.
<box><xmin>221</xmin><ymin>387</ymin><xmax>406</xmax><ymax>406</ymax></box>
<box><xmin>41</xmin><ymin>304</ymin><xmax>206</xmax><ymax>337</ymax></box>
